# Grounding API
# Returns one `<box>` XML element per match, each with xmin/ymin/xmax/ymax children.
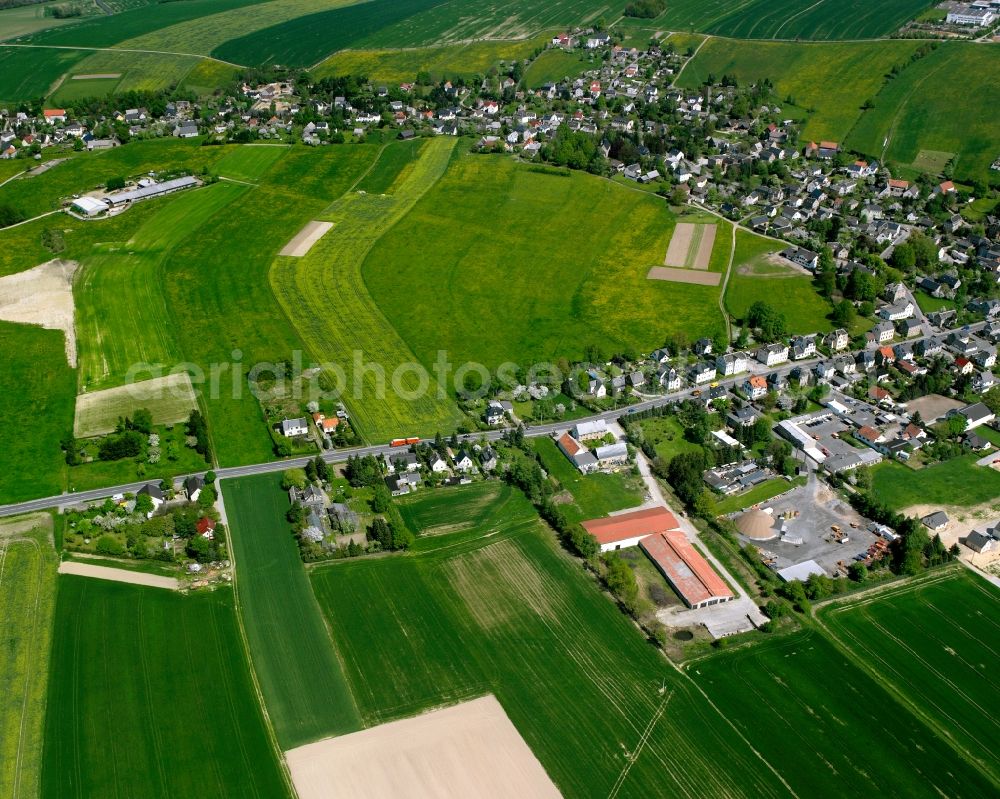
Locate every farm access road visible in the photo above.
<box><xmin>0</xmin><ymin>322</ymin><xmax>986</xmax><ymax>520</ymax></box>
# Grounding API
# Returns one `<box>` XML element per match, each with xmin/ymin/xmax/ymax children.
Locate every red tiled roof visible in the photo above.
<box><xmin>558</xmin><ymin>432</ymin><xmax>584</xmax><ymax>457</ymax></box>
<box><xmin>640</xmin><ymin>530</ymin><xmax>732</xmax><ymax>606</ymax></box>
<box><xmin>748</xmin><ymin>375</ymin><xmax>767</xmax><ymax>388</ymax></box>
<box><xmin>857</xmin><ymin>425</ymin><xmax>880</xmax><ymax>442</ymax></box>
<box><xmin>889</xmin><ymin>178</ymin><xmax>909</xmax><ymax>189</ymax></box>
<box><xmin>581</xmin><ymin>506</ymin><xmax>680</xmax><ymax>546</ymax></box>
<box><xmin>819</xmin><ymin>140</ymin><xmax>839</xmax><ymax>149</ymax></box>
<box><xmin>43</xmin><ymin>109</ymin><xmax>66</xmax><ymax>117</ymax></box>
<box><xmin>196</xmin><ymin>517</ymin><xmax>216</xmax><ymax>535</ymax></box>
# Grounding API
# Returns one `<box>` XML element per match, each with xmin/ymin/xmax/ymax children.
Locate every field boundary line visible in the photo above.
<box><xmin>215</xmin><ymin>482</ymin><xmax>298</xmax><ymax>798</ymax></box>
<box><xmin>670</xmin><ymin>33</ymin><xmax>709</xmax><ymax>86</ymax></box>
<box><xmin>0</xmin><ymin>42</ymin><xmax>245</xmax><ymax>67</ymax></box>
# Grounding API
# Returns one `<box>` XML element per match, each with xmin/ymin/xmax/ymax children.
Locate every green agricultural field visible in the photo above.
<box><xmin>49</xmin><ymin>75</ymin><xmax>121</xmax><ymax>104</ymax></box>
<box><xmin>41</xmin><ymin>576</ymin><xmax>291</xmax><ymax>798</ymax></box>
<box><xmin>365</xmin><ymin>152</ymin><xmax>725</xmax><ymax>377</ymax></box>
<box><xmin>222</xmin><ymin>473</ymin><xmax>362</xmax><ymax>748</ymax></box>
<box><xmin>74</xmin><ymin>372</ymin><xmax>198</xmax><ymax>437</ymax></box>
<box><xmin>355</xmin><ymin>137</ymin><xmax>427</xmax><ymax>193</ymax></box>
<box><xmin>821</xmin><ymin>569</ymin><xmax>1000</xmax><ymax>783</ymax></box>
<box><xmin>177</xmin><ymin>56</ymin><xmax>239</xmax><ymax>95</ymax></box>
<box><xmin>0</xmin><ymin>517</ymin><xmax>57</xmax><ymax>799</ymax></box>
<box><xmin>659</xmin><ymin>0</ymin><xmax>931</xmax><ymax>39</ymax></box>
<box><xmin>677</xmin><ymin>39</ymin><xmax>923</xmax><ymax>142</ymax></box>
<box><xmin>689</xmin><ymin>627</ymin><xmax>996</xmax><ymax>797</ymax></box>
<box><xmin>871</xmin><ymin>454</ymin><xmax>1000</xmax><ymax>511</ymax></box>
<box><xmin>65</xmin><ymin>49</ymin><xmax>202</xmax><ymax>94</ymax></box>
<box><xmin>0</xmin><ymin>4</ymin><xmax>81</xmax><ymax>40</ymax></box>
<box><xmin>213</xmin><ymin>144</ymin><xmax>289</xmax><ymax>182</ymax></box>
<box><xmin>397</xmin><ymin>479</ymin><xmax>535</xmax><ymax>538</ymax></box>
<box><xmin>315</xmin><ymin>37</ymin><xmax>546</xmax><ymax>83</ymax></box>
<box><xmin>847</xmin><ymin>43</ymin><xmax>1000</xmax><ymax>182</ymax></box>
<box><xmin>0</xmin><ymin>322</ymin><xmax>74</xmax><ymax>503</ymax></box>
<box><xmin>725</xmin><ymin>229</ymin><xmax>833</xmax><ymax>335</ymax></box>
<box><xmin>75</xmin><ymin>180</ymin><xmax>247</xmax><ymax>391</ymax></box>
<box><xmin>310</xmin><ymin>488</ymin><xmax>791</xmax><ymax>797</ymax></box>
<box><xmin>0</xmin><ymin>45</ymin><xmax>90</xmax><ymax>104</ymax></box>
<box><xmin>164</xmin><ymin>144</ymin><xmax>378</xmax><ymax>466</ymax></box>
<box><xmin>522</xmin><ymin>47</ymin><xmax>596</xmax><ymax>88</ymax></box>
<box><xmin>533</xmin><ymin>436</ymin><xmax>644</xmax><ymax>523</ymax></box>
<box><xmin>270</xmin><ymin>136</ymin><xmax>465</xmax><ymax>441</ymax></box>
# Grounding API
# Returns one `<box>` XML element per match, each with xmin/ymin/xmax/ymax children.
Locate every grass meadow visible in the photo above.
<box><xmin>0</xmin><ymin>321</ymin><xmax>74</xmax><ymax>503</ymax></box>
<box><xmin>315</xmin><ymin>36</ymin><xmax>546</xmax><ymax>83</ymax></box>
<box><xmin>50</xmin><ymin>75</ymin><xmax>122</xmax><ymax>104</ymax></box>
<box><xmin>270</xmin><ymin>136</ymin><xmax>465</xmax><ymax>441</ymax></box>
<box><xmin>846</xmin><ymin>43</ymin><xmax>1000</xmax><ymax>182</ymax></box>
<box><xmin>41</xmin><ymin>576</ymin><xmax>291</xmax><ymax>799</ymax></box>
<box><xmin>64</xmin><ymin>50</ymin><xmax>203</xmax><ymax>94</ymax></box>
<box><xmin>75</xmin><ymin>181</ymin><xmax>248</xmax><ymax>391</ymax></box>
<box><xmin>522</xmin><ymin>48</ymin><xmax>597</xmax><ymax>88</ymax></box>
<box><xmin>659</xmin><ymin>0</ymin><xmax>930</xmax><ymax>39</ymax></box>
<box><xmin>0</xmin><ymin>518</ymin><xmax>57</xmax><ymax>799</ymax></box>
<box><xmin>688</xmin><ymin>626</ymin><xmax>997</xmax><ymax>797</ymax></box>
<box><xmin>162</xmin><ymin>143</ymin><xmax>378</xmax><ymax>465</ymax></box>
<box><xmin>222</xmin><ymin>473</ymin><xmax>362</xmax><ymax>749</ymax></box>
<box><xmin>397</xmin><ymin>480</ymin><xmax>535</xmax><ymax>538</ymax></box>
<box><xmin>355</xmin><ymin>137</ymin><xmax>427</xmax><ymax>193</ymax></box>
<box><xmin>533</xmin><ymin>436</ymin><xmax>645</xmax><ymax>523</ymax></box>
<box><xmin>725</xmin><ymin>229</ymin><xmax>833</xmax><ymax>335</ymax></box>
<box><xmin>74</xmin><ymin>373</ymin><xmax>198</xmax><ymax>437</ymax></box>
<box><xmin>821</xmin><ymin>568</ymin><xmax>1000</xmax><ymax>783</ymax></box>
<box><xmin>677</xmin><ymin>39</ymin><xmax>924</xmax><ymax>142</ymax></box>
<box><xmin>364</xmin><ymin>152</ymin><xmax>725</xmax><ymax>376</ymax></box>
<box><xmin>0</xmin><ymin>4</ymin><xmax>82</xmax><ymax>40</ymax></box>
<box><xmin>213</xmin><ymin>143</ymin><xmax>290</xmax><ymax>182</ymax></box>
<box><xmin>871</xmin><ymin>454</ymin><xmax>1000</xmax><ymax>511</ymax></box>
<box><xmin>0</xmin><ymin>46</ymin><xmax>89</xmax><ymax>105</ymax></box>
<box><xmin>310</xmin><ymin>483</ymin><xmax>792</xmax><ymax>798</ymax></box>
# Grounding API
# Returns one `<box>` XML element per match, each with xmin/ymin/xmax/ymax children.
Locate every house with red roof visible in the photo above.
<box><xmin>43</xmin><ymin>109</ymin><xmax>66</xmax><ymax>122</ymax></box>
<box><xmin>196</xmin><ymin>517</ymin><xmax>216</xmax><ymax>540</ymax></box>
<box><xmin>582</xmin><ymin>506</ymin><xmax>681</xmax><ymax>552</ymax></box>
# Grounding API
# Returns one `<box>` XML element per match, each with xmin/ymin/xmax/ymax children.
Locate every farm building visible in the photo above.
<box><xmin>582</xmin><ymin>506</ymin><xmax>681</xmax><ymax>552</ymax></box>
<box><xmin>71</xmin><ymin>196</ymin><xmax>109</xmax><ymax>217</ymax></box>
<box><xmin>557</xmin><ymin>432</ymin><xmax>598</xmax><ymax>474</ymax></box>
<box><xmin>639</xmin><ymin>531</ymin><xmax>734</xmax><ymax>609</ymax></box>
<box><xmin>104</xmin><ymin>176</ymin><xmax>199</xmax><ymax>208</ymax></box>
<box><xmin>776</xmin><ymin>559</ymin><xmax>825</xmax><ymax>583</ymax></box>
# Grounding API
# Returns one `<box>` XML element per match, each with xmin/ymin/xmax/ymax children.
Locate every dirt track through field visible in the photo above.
<box><xmin>0</xmin><ymin>259</ymin><xmax>78</xmax><ymax>366</ymax></box>
<box><xmin>647</xmin><ymin>267</ymin><xmax>721</xmax><ymax>286</ymax></box>
<box><xmin>71</xmin><ymin>73</ymin><xmax>121</xmax><ymax>79</ymax></box>
<box><xmin>284</xmin><ymin>695</ymin><xmax>561</xmax><ymax>799</ymax></box>
<box><xmin>280</xmin><ymin>220</ymin><xmax>333</xmax><ymax>257</ymax></box>
<box><xmin>58</xmin><ymin>560</ymin><xmax>180</xmax><ymax>590</ymax></box>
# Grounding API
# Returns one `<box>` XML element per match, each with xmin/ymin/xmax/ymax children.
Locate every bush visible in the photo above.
<box><xmin>98</xmin><ymin>429</ymin><xmax>144</xmax><ymax>461</ymax></box>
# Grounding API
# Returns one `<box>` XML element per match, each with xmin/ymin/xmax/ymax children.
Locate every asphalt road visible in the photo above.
<box><xmin>0</xmin><ymin>322</ymin><xmax>980</xmax><ymax>519</ymax></box>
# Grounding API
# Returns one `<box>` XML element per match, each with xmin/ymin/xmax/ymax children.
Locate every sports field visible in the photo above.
<box><xmin>364</xmin><ymin>152</ymin><xmax>725</xmax><ymax>375</ymax></box>
<box><xmin>677</xmin><ymin>39</ymin><xmax>923</xmax><ymax>142</ymax></box>
<box><xmin>846</xmin><ymin>43</ymin><xmax>1000</xmax><ymax>182</ymax></box>
<box><xmin>0</xmin><ymin>321</ymin><xmax>74</xmax><ymax>503</ymax></box>
<box><xmin>659</xmin><ymin>0</ymin><xmax>931</xmax><ymax>39</ymax></box>
<box><xmin>222</xmin><ymin>473</ymin><xmax>362</xmax><ymax>749</ymax></box>
<box><xmin>311</xmin><ymin>484</ymin><xmax>791</xmax><ymax>797</ymax></box>
<box><xmin>314</xmin><ymin>36</ymin><xmax>546</xmax><ymax>83</ymax></box>
<box><xmin>74</xmin><ymin>372</ymin><xmax>199</xmax><ymax>438</ymax></box>
<box><xmin>0</xmin><ymin>518</ymin><xmax>57</xmax><ymax>799</ymax></box>
<box><xmin>75</xmin><ymin>181</ymin><xmax>247</xmax><ymax>391</ymax></box>
<box><xmin>270</xmin><ymin>136</ymin><xmax>465</xmax><ymax>441</ymax></box>
<box><xmin>821</xmin><ymin>569</ymin><xmax>1000</xmax><ymax>783</ymax></box>
<box><xmin>41</xmin><ymin>576</ymin><xmax>291</xmax><ymax>798</ymax></box>
<box><xmin>725</xmin><ymin>229</ymin><xmax>832</xmax><ymax>335</ymax></box>
<box><xmin>689</xmin><ymin>627</ymin><xmax>997</xmax><ymax>797</ymax></box>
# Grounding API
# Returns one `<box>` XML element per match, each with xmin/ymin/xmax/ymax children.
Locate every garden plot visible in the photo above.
<box><xmin>0</xmin><ymin>258</ymin><xmax>78</xmax><ymax>366</ymax></box>
<box><xmin>647</xmin><ymin>266</ymin><xmax>721</xmax><ymax>285</ymax></box>
<box><xmin>663</xmin><ymin>222</ymin><xmax>716</xmax><ymax>269</ymax></box>
<box><xmin>285</xmin><ymin>695</ymin><xmax>561</xmax><ymax>799</ymax></box>
<box><xmin>74</xmin><ymin>371</ymin><xmax>198</xmax><ymax>438</ymax></box>
<box><xmin>57</xmin><ymin>560</ymin><xmax>180</xmax><ymax>590</ymax></box>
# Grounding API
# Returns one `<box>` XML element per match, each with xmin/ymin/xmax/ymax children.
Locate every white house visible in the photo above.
<box><xmin>428</xmin><ymin>453</ymin><xmax>450</xmax><ymax>473</ymax></box>
<box><xmin>716</xmin><ymin>352</ymin><xmax>748</xmax><ymax>376</ymax></box>
<box><xmin>756</xmin><ymin>343</ymin><xmax>789</xmax><ymax>367</ymax></box>
<box><xmin>280</xmin><ymin>418</ymin><xmax>308</xmax><ymax>437</ymax></box>
<box><xmin>137</xmin><ymin>483</ymin><xmax>164</xmax><ymax>518</ymax></box>
<box><xmin>658</xmin><ymin>366</ymin><xmax>681</xmax><ymax>391</ymax></box>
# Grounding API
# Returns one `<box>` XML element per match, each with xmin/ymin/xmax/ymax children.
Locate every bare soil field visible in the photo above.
<box><xmin>902</xmin><ymin>500</ymin><xmax>1000</xmax><ymax>559</ymax></box>
<box><xmin>647</xmin><ymin>266</ymin><xmax>721</xmax><ymax>286</ymax></box>
<box><xmin>663</xmin><ymin>222</ymin><xmax>716</xmax><ymax>269</ymax></box>
<box><xmin>692</xmin><ymin>223</ymin><xmax>716</xmax><ymax>269</ymax></box>
<box><xmin>74</xmin><ymin>372</ymin><xmax>198</xmax><ymax>438</ymax></box>
<box><xmin>280</xmin><ymin>220</ymin><xmax>333</xmax><ymax>257</ymax></box>
<box><xmin>285</xmin><ymin>695</ymin><xmax>561</xmax><ymax>799</ymax></box>
<box><xmin>663</xmin><ymin>221</ymin><xmax>695</xmax><ymax>266</ymax></box>
<box><xmin>57</xmin><ymin>560</ymin><xmax>180</xmax><ymax>590</ymax></box>
<box><xmin>0</xmin><ymin>259</ymin><xmax>78</xmax><ymax>366</ymax></box>
<box><xmin>902</xmin><ymin>393</ymin><xmax>964</xmax><ymax>422</ymax></box>
<box><xmin>0</xmin><ymin>512</ymin><xmax>52</xmax><ymax>539</ymax></box>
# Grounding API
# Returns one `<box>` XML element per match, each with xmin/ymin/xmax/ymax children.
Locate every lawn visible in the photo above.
<box><xmin>914</xmin><ymin>290</ymin><xmax>957</xmax><ymax>313</ymax></box>
<box><xmin>533</xmin><ymin>436</ymin><xmax>644</xmax><ymax>523</ymax></box>
<box><xmin>659</xmin><ymin>0</ymin><xmax>932</xmax><ymax>39</ymax></box>
<box><xmin>725</xmin><ymin>229</ymin><xmax>833</xmax><ymax>335</ymax></box>
<box><xmin>871</xmin><ymin>453</ymin><xmax>1000</xmax><ymax>511</ymax></box>
<box><xmin>315</xmin><ymin>36</ymin><xmax>546</xmax><ymax>83</ymax></box>
<box><xmin>75</xmin><ymin>181</ymin><xmax>248</xmax><ymax>392</ymax></box>
<box><xmin>221</xmin><ymin>473</ymin><xmax>362</xmax><ymax>749</ymax></box>
<box><xmin>846</xmin><ymin>43</ymin><xmax>1000</xmax><ymax>182</ymax></box>
<box><xmin>0</xmin><ymin>321</ymin><xmax>74</xmax><ymax>503</ymax></box>
<box><xmin>821</xmin><ymin>568</ymin><xmax>1000</xmax><ymax>783</ymax></box>
<box><xmin>677</xmin><ymin>39</ymin><xmax>923</xmax><ymax>142</ymax></box>
<box><xmin>0</xmin><ymin>518</ymin><xmax>57</xmax><ymax>799</ymax></box>
<box><xmin>41</xmin><ymin>576</ymin><xmax>291</xmax><ymax>798</ymax></box>
<box><xmin>688</xmin><ymin>627</ymin><xmax>996</xmax><ymax>797</ymax></box>
<box><xmin>269</xmin><ymin>136</ymin><xmax>466</xmax><ymax>442</ymax></box>
<box><xmin>310</xmin><ymin>490</ymin><xmax>791</xmax><ymax>798</ymax></box>
<box><xmin>364</xmin><ymin>152</ymin><xmax>725</xmax><ymax>377</ymax></box>
<box><xmin>522</xmin><ymin>48</ymin><xmax>596</xmax><ymax>88</ymax></box>
<box><xmin>637</xmin><ymin>414</ymin><xmax>706</xmax><ymax>461</ymax></box>
<box><xmin>162</xmin><ymin>143</ymin><xmax>378</xmax><ymax>465</ymax></box>
<box><xmin>712</xmin><ymin>475</ymin><xmax>804</xmax><ymax>515</ymax></box>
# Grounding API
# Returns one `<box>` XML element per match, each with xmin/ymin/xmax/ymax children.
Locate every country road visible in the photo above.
<box><xmin>0</xmin><ymin>321</ymin><xmax>981</xmax><ymax>519</ymax></box>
